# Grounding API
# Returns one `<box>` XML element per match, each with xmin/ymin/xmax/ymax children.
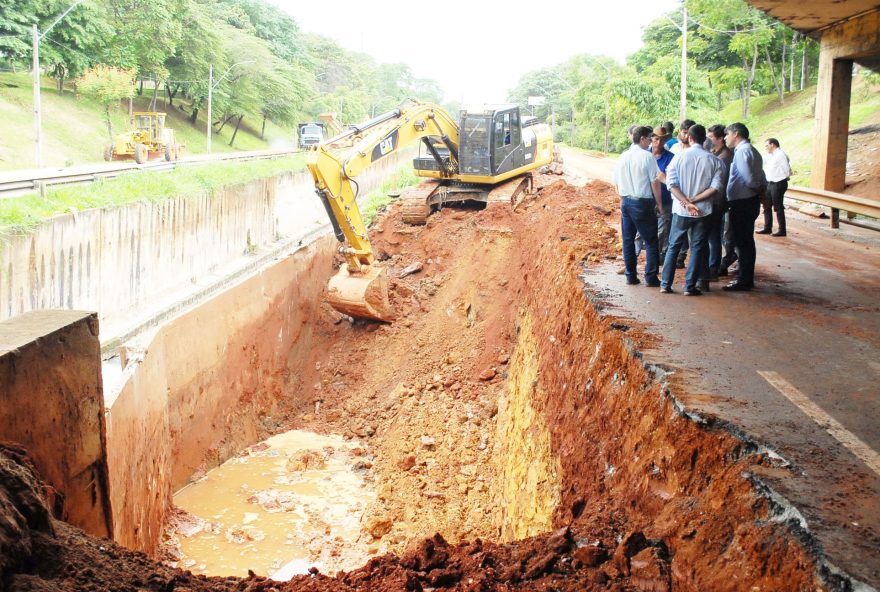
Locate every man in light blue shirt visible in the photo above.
<box><xmin>723</xmin><ymin>123</ymin><xmax>766</xmax><ymax>291</ymax></box>
<box><xmin>613</xmin><ymin>125</ymin><xmax>664</xmax><ymax>286</ymax></box>
<box><xmin>661</xmin><ymin>124</ymin><xmax>723</xmax><ymax>295</ymax></box>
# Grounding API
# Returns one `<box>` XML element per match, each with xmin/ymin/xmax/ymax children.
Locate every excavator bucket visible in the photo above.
<box><xmin>327</xmin><ymin>264</ymin><xmax>393</xmax><ymax>322</ymax></box>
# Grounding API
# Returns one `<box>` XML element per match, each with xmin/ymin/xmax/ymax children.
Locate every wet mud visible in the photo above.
<box><xmin>1</xmin><ymin>177</ymin><xmax>836</xmax><ymax>590</ymax></box>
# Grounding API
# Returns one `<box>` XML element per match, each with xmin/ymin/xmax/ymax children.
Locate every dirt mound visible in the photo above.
<box><xmin>2</xmin><ymin>176</ymin><xmax>828</xmax><ymax>590</ymax></box>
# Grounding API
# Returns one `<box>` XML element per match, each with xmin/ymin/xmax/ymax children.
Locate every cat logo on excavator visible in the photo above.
<box><xmin>307</xmin><ymin>100</ymin><xmax>562</xmax><ymax>322</ymax></box>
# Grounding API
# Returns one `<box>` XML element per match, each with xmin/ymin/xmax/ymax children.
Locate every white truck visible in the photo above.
<box><xmin>297</xmin><ymin>122</ymin><xmax>325</xmax><ymax>149</ymax></box>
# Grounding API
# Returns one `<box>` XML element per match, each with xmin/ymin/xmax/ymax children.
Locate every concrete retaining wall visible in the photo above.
<box><xmin>106</xmin><ymin>236</ymin><xmax>336</xmax><ymax>555</ymax></box>
<box><xmin>0</xmin><ymin>151</ymin><xmax>411</xmax><ymax>328</ymax></box>
<box><xmin>1</xmin><ymin>151</ymin><xmax>412</xmax><ymax>555</ymax></box>
<box><xmin>0</xmin><ymin>181</ymin><xmax>276</xmax><ymax>323</ymax></box>
<box><xmin>0</xmin><ymin>310</ymin><xmax>112</xmax><ymax>538</ymax></box>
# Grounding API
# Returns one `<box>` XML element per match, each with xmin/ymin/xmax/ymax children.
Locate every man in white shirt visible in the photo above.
<box><xmin>613</xmin><ymin>125</ymin><xmax>664</xmax><ymax>287</ymax></box>
<box><xmin>760</xmin><ymin>138</ymin><xmax>792</xmax><ymax>237</ymax></box>
<box><xmin>661</xmin><ymin>124</ymin><xmax>724</xmax><ymax>295</ymax></box>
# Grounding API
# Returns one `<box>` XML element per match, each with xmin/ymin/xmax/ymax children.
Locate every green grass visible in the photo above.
<box><xmin>692</xmin><ymin>77</ymin><xmax>880</xmax><ymax>185</ymax></box>
<box><xmin>0</xmin><ymin>155</ymin><xmax>305</xmax><ymax>235</ymax></box>
<box><xmin>362</xmin><ymin>166</ymin><xmax>420</xmax><ymax>223</ymax></box>
<box><xmin>0</xmin><ymin>72</ymin><xmax>296</xmax><ymax>171</ymax></box>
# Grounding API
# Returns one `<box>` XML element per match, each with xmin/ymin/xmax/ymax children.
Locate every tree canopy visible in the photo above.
<box><xmin>508</xmin><ymin>0</ymin><xmax>823</xmax><ymax>153</ymax></box>
<box><xmin>0</xmin><ymin>0</ymin><xmax>447</xmax><ymax>145</ymax></box>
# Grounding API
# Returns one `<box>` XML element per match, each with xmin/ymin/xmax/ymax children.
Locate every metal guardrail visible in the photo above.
<box><xmin>0</xmin><ymin>147</ymin><xmax>301</xmax><ymax>198</ymax></box>
<box><xmin>786</xmin><ymin>185</ymin><xmax>880</xmax><ymax>229</ymax></box>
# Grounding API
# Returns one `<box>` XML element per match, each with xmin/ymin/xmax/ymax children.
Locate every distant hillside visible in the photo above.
<box><xmin>0</xmin><ymin>72</ymin><xmax>294</xmax><ymax>171</ymax></box>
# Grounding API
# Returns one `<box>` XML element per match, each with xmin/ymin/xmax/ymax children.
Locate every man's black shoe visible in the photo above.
<box><xmin>718</xmin><ymin>267</ymin><xmax>729</xmax><ymax>276</ymax></box>
<box><xmin>771</xmin><ymin>231</ymin><xmax>786</xmax><ymax>237</ymax></box>
<box><xmin>645</xmin><ymin>279</ymin><xmax>661</xmax><ymax>287</ymax></box>
<box><xmin>756</xmin><ymin>228</ymin><xmax>772</xmax><ymax>235</ymax></box>
<box><xmin>683</xmin><ymin>288</ymin><xmax>702</xmax><ymax>296</ymax></box>
<box><xmin>722</xmin><ymin>281</ymin><xmax>752</xmax><ymax>292</ymax></box>
<box><xmin>626</xmin><ymin>278</ymin><xmax>641</xmax><ymax>285</ymax></box>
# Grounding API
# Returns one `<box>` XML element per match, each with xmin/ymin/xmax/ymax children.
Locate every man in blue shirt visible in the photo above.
<box><xmin>661</xmin><ymin>125</ymin><xmax>724</xmax><ymax>295</ymax></box>
<box><xmin>650</xmin><ymin>126</ymin><xmax>675</xmax><ymax>261</ymax></box>
<box><xmin>723</xmin><ymin>123</ymin><xmax>766</xmax><ymax>291</ymax></box>
<box><xmin>613</xmin><ymin>125</ymin><xmax>664</xmax><ymax>286</ymax></box>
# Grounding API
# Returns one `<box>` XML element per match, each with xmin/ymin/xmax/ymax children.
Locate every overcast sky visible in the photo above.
<box><xmin>270</xmin><ymin>0</ymin><xmax>681</xmax><ymax>104</ymax></box>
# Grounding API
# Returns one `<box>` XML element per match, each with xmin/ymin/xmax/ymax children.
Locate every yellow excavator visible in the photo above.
<box><xmin>306</xmin><ymin>99</ymin><xmax>556</xmax><ymax>322</ymax></box>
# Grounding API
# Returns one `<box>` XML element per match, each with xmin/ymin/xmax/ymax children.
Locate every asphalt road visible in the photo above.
<box><xmin>562</xmin><ymin>146</ymin><xmax>880</xmax><ymax>589</ymax></box>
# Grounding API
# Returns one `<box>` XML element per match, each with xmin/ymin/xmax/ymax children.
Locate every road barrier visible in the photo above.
<box><xmin>786</xmin><ymin>185</ymin><xmax>880</xmax><ymax>230</ymax></box>
<box><xmin>0</xmin><ymin>148</ymin><xmax>301</xmax><ymax>198</ymax></box>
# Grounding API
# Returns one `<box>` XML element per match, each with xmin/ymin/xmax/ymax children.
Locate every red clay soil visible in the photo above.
<box><xmin>2</xmin><ymin>177</ymin><xmax>836</xmax><ymax>591</ymax></box>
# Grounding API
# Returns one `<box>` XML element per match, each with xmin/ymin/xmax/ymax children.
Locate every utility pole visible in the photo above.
<box><xmin>32</xmin><ymin>0</ymin><xmax>85</xmax><ymax>168</ymax></box>
<box><xmin>207</xmin><ymin>60</ymin><xmax>254</xmax><ymax>153</ymax></box>
<box><xmin>680</xmin><ymin>4</ymin><xmax>688</xmax><ymax>122</ymax></box>
<box><xmin>207</xmin><ymin>64</ymin><xmax>213</xmax><ymax>153</ymax></box>
<box><xmin>33</xmin><ymin>24</ymin><xmax>41</xmax><ymax>168</ymax></box>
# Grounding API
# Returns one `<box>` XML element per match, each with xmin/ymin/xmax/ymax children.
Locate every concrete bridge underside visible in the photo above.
<box><xmin>749</xmin><ymin>1</ymin><xmax>880</xmax><ymax>225</ymax></box>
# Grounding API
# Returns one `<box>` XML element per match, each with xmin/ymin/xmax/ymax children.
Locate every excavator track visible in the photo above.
<box><xmin>486</xmin><ymin>174</ymin><xmax>533</xmax><ymax>206</ymax></box>
<box><xmin>400</xmin><ymin>180</ymin><xmax>441</xmax><ymax>225</ymax></box>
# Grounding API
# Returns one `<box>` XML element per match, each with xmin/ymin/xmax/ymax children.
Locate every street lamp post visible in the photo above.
<box><xmin>664</xmin><ymin>5</ymin><xmax>689</xmax><ymax>122</ymax></box>
<box><xmin>207</xmin><ymin>60</ymin><xmax>254</xmax><ymax>153</ymax></box>
<box><xmin>587</xmin><ymin>59</ymin><xmax>612</xmax><ymax>154</ymax></box>
<box><xmin>32</xmin><ymin>0</ymin><xmax>84</xmax><ymax>168</ymax></box>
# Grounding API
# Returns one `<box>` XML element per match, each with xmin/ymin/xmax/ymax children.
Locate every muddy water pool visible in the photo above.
<box><xmin>171</xmin><ymin>430</ymin><xmax>376</xmax><ymax>580</ymax></box>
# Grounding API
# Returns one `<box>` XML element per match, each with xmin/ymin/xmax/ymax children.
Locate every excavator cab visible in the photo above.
<box><xmin>458</xmin><ymin>106</ymin><xmax>525</xmax><ymax>176</ymax></box>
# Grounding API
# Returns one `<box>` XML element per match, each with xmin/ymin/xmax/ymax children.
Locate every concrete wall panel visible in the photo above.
<box><xmin>106</xmin><ymin>236</ymin><xmax>336</xmax><ymax>555</ymax></box>
<box><xmin>0</xmin><ymin>310</ymin><xmax>112</xmax><ymax>538</ymax></box>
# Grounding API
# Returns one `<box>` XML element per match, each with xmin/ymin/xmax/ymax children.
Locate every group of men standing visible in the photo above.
<box><xmin>613</xmin><ymin>119</ymin><xmax>791</xmax><ymax>294</ymax></box>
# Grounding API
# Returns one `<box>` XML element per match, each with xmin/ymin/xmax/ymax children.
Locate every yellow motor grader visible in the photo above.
<box><xmin>103</xmin><ymin>112</ymin><xmax>181</xmax><ymax>164</ymax></box>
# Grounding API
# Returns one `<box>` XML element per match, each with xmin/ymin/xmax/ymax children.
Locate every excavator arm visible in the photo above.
<box><xmin>307</xmin><ymin>100</ymin><xmax>460</xmax><ymax>321</ymax></box>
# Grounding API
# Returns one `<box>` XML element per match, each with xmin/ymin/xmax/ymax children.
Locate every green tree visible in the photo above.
<box><xmin>38</xmin><ymin>0</ymin><xmax>114</xmax><ymax>93</ymax></box>
<box><xmin>77</xmin><ymin>64</ymin><xmax>136</xmax><ymax>138</ymax></box>
<box><xmin>0</xmin><ymin>0</ymin><xmax>38</xmax><ymax>64</ymax></box>
<box><xmin>104</xmin><ymin>0</ymin><xmax>184</xmax><ymax>104</ymax></box>
<box><xmin>163</xmin><ymin>0</ymin><xmax>223</xmax><ymax>122</ymax></box>
<box><xmin>688</xmin><ymin>0</ymin><xmax>777</xmax><ymax>117</ymax></box>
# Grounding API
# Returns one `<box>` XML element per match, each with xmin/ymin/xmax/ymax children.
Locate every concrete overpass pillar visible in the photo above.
<box><xmin>809</xmin><ymin>10</ymin><xmax>880</xmax><ymax>228</ymax></box>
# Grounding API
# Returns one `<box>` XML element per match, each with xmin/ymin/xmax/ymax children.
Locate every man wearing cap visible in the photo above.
<box><xmin>651</xmin><ymin>126</ymin><xmax>675</xmax><ymax>260</ymax></box>
<box><xmin>613</xmin><ymin>125</ymin><xmax>664</xmax><ymax>287</ymax></box>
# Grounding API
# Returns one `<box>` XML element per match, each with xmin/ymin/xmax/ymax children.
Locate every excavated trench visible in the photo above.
<box><xmin>1</xmin><ymin>177</ymin><xmax>831</xmax><ymax>591</ymax></box>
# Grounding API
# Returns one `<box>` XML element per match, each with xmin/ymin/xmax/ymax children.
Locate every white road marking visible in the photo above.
<box><xmin>759</xmin><ymin>370</ymin><xmax>880</xmax><ymax>477</ymax></box>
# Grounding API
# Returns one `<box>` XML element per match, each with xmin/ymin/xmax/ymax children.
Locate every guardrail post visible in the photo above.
<box><xmin>831</xmin><ymin>208</ymin><xmax>840</xmax><ymax>229</ymax></box>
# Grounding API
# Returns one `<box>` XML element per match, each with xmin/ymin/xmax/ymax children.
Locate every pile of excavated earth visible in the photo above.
<box><xmin>1</xmin><ymin>176</ymin><xmax>826</xmax><ymax>591</ymax></box>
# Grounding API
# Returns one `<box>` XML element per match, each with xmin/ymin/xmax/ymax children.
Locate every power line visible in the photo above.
<box><xmin>664</xmin><ymin>12</ymin><xmax>776</xmax><ymax>35</ymax></box>
<box><xmin>692</xmin><ymin>16</ymin><xmax>777</xmax><ymax>35</ymax></box>
<box><xmin>42</xmin><ymin>36</ymin><xmax>91</xmax><ymax>60</ymax></box>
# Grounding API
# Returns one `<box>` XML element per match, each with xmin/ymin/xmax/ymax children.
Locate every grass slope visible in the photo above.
<box><xmin>0</xmin><ymin>155</ymin><xmax>305</xmax><ymax>235</ymax></box>
<box><xmin>694</xmin><ymin>75</ymin><xmax>880</xmax><ymax>185</ymax></box>
<box><xmin>0</xmin><ymin>72</ymin><xmax>296</xmax><ymax>171</ymax></box>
